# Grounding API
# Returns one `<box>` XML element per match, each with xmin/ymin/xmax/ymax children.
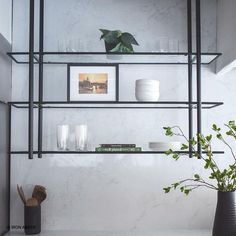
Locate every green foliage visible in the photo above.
<box><xmin>162</xmin><ymin>121</ymin><xmax>236</xmax><ymax>196</ymax></box>
<box><xmin>99</xmin><ymin>29</ymin><xmax>139</xmax><ymax>53</ymax></box>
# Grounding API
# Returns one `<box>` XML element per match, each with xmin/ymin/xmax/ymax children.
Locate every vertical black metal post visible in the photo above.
<box><xmin>7</xmin><ymin>104</ymin><xmax>11</xmax><ymax>230</ymax></box>
<box><xmin>196</xmin><ymin>0</ymin><xmax>202</xmax><ymax>157</ymax></box>
<box><xmin>38</xmin><ymin>0</ymin><xmax>44</xmax><ymax>158</ymax></box>
<box><xmin>187</xmin><ymin>0</ymin><xmax>193</xmax><ymax>158</ymax></box>
<box><xmin>29</xmin><ymin>0</ymin><xmax>35</xmax><ymax>159</ymax></box>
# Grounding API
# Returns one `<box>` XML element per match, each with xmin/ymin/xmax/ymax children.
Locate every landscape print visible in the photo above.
<box><xmin>78</xmin><ymin>73</ymin><xmax>108</xmax><ymax>94</ymax></box>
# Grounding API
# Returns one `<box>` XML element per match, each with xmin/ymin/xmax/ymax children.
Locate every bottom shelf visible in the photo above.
<box><xmin>10</xmin><ymin>151</ymin><xmax>225</xmax><ymax>155</ymax></box>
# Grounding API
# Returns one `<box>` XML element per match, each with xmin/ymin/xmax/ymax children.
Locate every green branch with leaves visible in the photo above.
<box><xmin>163</xmin><ymin>121</ymin><xmax>236</xmax><ymax>196</ymax></box>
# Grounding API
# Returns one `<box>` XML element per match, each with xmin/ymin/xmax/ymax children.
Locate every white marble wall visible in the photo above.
<box><xmin>10</xmin><ymin>0</ymin><xmax>236</xmax><ymax>232</ymax></box>
<box><xmin>0</xmin><ymin>0</ymin><xmax>12</xmax><ymax>42</ymax></box>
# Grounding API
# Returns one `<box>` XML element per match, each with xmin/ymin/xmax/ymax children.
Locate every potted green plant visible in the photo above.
<box><xmin>99</xmin><ymin>29</ymin><xmax>139</xmax><ymax>53</ymax></box>
<box><xmin>163</xmin><ymin>121</ymin><xmax>236</xmax><ymax>236</ymax></box>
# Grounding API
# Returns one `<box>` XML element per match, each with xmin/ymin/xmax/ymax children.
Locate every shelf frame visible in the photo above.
<box><xmin>8</xmin><ymin>0</ymin><xmax>223</xmax><ymax>159</ymax></box>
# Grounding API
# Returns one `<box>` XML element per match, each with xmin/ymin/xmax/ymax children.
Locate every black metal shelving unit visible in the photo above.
<box><xmin>7</xmin><ymin>0</ymin><xmax>224</xmax><ymax>159</ymax></box>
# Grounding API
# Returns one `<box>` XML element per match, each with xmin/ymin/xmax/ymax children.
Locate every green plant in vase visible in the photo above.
<box><xmin>99</xmin><ymin>29</ymin><xmax>139</xmax><ymax>53</ymax></box>
<box><xmin>163</xmin><ymin>121</ymin><xmax>236</xmax><ymax>236</ymax></box>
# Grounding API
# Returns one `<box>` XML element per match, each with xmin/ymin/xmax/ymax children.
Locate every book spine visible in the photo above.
<box><xmin>100</xmin><ymin>144</ymin><xmax>136</xmax><ymax>148</ymax></box>
<box><xmin>96</xmin><ymin>147</ymin><xmax>142</xmax><ymax>152</ymax></box>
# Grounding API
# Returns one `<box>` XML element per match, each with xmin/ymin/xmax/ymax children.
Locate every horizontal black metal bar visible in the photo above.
<box><xmin>7</xmin><ymin>61</ymin><xmax>220</xmax><ymax>65</ymax></box>
<box><xmin>9</xmin><ymin>101</ymin><xmax>224</xmax><ymax>105</ymax></box>
<box><xmin>7</xmin><ymin>51</ymin><xmax>222</xmax><ymax>56</ymax></box>
<box><xmin>207</xmin><ymin>53</ymin><xmax>222</xmax><ymax>65</ymax></box>
<box><xmin>7</xmin><ymin>51</ymin><xmax>222</xmax><ymax>65</ymax></box>
<box><xmin>0</xmin><ymin>100</ymin><xmax>8</xmax><ymax>105</ymax></box>
<box><xmin>10</xmin><ymin>150</ymin><xmax>225</xmax><ymax>155</ymax></box>
<box><xmin>9</xmin><ymin>101</ymin><xmax>223</xmax><ymax>109</ymax></box>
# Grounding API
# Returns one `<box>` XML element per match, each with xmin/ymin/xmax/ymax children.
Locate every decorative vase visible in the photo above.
<box><xmin>213</xmin><ymin>191</ymin><xmax>236</xmax><ymax>236</ymax></box>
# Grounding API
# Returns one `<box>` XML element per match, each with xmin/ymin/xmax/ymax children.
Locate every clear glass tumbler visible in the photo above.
<box><xmin>169</xmin><ymin>39</ymin><xmax>179</xmax><ymax>52</ymax></box>
<box><xmin>57</xmin><ymin>125</ymin><xmax>70</xmax><ymax>151</ymax></box>
<box><xmin>75</xmin><ymin>125</ymin><xmax>88</xmax><ymax>151</ymax></box>
<box><xmin>157</xmin><ymin>37</ymin><xmax>169</xmax><ymax>52</ymax></box>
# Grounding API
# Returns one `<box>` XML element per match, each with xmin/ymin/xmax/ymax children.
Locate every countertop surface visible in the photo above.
<box><xmin>4</xmin><ymin>230</ymin><xmax>212</xmax><ymax>236</ymax></box>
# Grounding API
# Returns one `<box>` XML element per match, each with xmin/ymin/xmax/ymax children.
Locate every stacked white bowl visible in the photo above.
<box><xmin>135</xmin><ymin>79</ymin><xmax>160</xmax><ymax>101</ymax></box>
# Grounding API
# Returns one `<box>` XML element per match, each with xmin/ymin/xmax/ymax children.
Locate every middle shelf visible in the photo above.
<box><xmin>10</xmin><ymin>101</ymin><xmax>223</xmax><ymax>109</ymax></box>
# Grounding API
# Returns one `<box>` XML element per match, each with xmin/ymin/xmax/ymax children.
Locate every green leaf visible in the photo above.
<box><xmin>189</xmin><ymin>138</ymin><xmax>197</xmax><ymax>146</ymax></box>
<box><xmin>172</xmin><ymin>182</ymin><xmax>180</xmax><ymax>189</ymax></box>
<box><xmin>163</xmin><ymin>187</ymin><xmax>171</xmax><ymax>193</ymax></box>
<box><xmin>226</xmin><ymin>130</ymin><xmax>233</xmax><ymax>136</ymax></box>
<box><xmin>99</xmin><ymin>29</ymin><xmax>110</xmax><ymax>39</ymax></box>
<box><xmin>102</xmin><ymin>30</ymin><xmax>122</xmax><ymax>44</ymax></box>
<box><xmin>184</xmin><ymin>189</ymin><xmax>191</xmax><ymax>196</ymax></box>
<box><xmin>206</xmin><ymin>135</ymin><xmax>212</xmax><ymax>142</ymax></box>
<box><xmin>181</xmin><ymin>144</ymin><xmax>189</xmax><ymax>150</ymax></box>
<box><xmin>109</xmin><ymin>42</ymin><xmax>134</xmax><ymax>53</ymax></box>
<box><xmin>109</xmin><ymin>43</ymin><xmax>120</xmax><ymax>52</ymax></box>
<box><xmin>194</xmin><ymin>174</ymin><xmax>200</xmax><ymax>180</ymax></box>
<box><xmin>164</xmin><ymin>127</ymin><xmax>173</xmax><ymax>137</ymax></box>
<box><xmin>165</xmin><ymin>149</ymin><xmax>173</xmax><ymax>156</ymax></box>
<box><xmin>172</xmin><ymin>153</ymin><xmax>180</xmax><ymax>160</ymax></box>
<box><xmin>120</xmin><ymin>32</ymin><xmax>139</xmax><ymax>46</ymax></box>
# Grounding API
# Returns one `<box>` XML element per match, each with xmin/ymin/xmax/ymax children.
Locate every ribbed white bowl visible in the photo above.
<box><xmin>135</xmin><ymin>92</ymin><xmax>160</xmax><ymax>101</ymax></box>
<box><xmin>136</xmin><ymin>79</ymin><xmax>160</xmax><ymax>86</ymax></box>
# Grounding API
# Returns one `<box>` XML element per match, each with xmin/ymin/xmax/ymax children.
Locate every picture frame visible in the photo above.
<box><xmin>67</xmin><ymin>63</ymin><xmax>119</xmax><ymax>102</ymax></box>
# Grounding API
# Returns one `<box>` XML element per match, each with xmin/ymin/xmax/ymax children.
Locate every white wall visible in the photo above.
<box><xmin>10</xmin><ymin>0</ymin><xmax>236</xmax><ymax>232</ymax></box>
<box><xmin>0</xmin><ymin>0</ymin><xmax>12</xmax><ymax>42</ymax></box>
<box><xmin>216</xmin><ymin>0</ymin><xmax>236</xmax><ymax>74</ymax></box>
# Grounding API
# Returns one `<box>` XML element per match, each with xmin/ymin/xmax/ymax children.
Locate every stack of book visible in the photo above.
<box><xmin>95</xmin><ymin>144</ymin><xmax>142</xmax><ymax>152</ymax></box>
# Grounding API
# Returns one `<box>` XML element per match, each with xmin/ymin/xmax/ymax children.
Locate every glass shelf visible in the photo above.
<box><xmin>7</xmin><ymin>52</ymin><xmax>222</xmax><ymax>65</ymax></box>
<box><xmin>11</xmin><ymin>151</ymin><xmax>224</xmax><ymax>155</ymax></box>
<box><xmin>10</xmin><ymin>101</ymin><xmax>223</xmax><ymax>109</ymax></box>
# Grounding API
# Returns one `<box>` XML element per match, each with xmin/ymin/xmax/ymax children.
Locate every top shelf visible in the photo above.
<box><xmin>7</xmin><ymin>52</ymin><xmax>222</xmax><ymax>65</ymax></box>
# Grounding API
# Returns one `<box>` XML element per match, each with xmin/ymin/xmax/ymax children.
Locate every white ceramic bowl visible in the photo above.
<box><xmin>135</xmin><ymin>92</ymin><xmax>160</xmax><ymax>101</ymax></box>
<box><xmin>149</xmin><ymin>142</ymin><xmax>181</xmax><ymax>151</ymax></box>
<box><xmin>136</xmin><ymin>79</ymin><xmax>160</xmax><ymax>86</ymax></box>
<box><xmin>136</xmin><ymin>88</ymin><xmax>160</xmax><ymax>93</ymax></box>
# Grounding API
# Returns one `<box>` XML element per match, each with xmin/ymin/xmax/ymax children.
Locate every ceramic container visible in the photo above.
<box><xmin>135</xmin><ymin>79</ymin><xmax>160</xmax><ymax>101</ymax></box>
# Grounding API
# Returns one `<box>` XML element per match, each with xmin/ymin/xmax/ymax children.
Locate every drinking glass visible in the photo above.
<box><xmin>169</xmin><ymin>39</ymin><xmax>179</xmax><ymax>52</ymax></box>
<box><xmin>57</xmin><ymin>125</ymin><xmax>70</xmax><ymax>150</ymax></box>
<box><xmin>58</xmin><ymin>40</ymin><xmax>65</xmax><ymax>52</ymax></box>
<box><xmin>75</xmin><ymin>125</ymin><xmax>88</xmax><ymax>151</ymax></box>
<box><xmin>157</xmin><ymin>37</ymin><xmax>169</xmax><ymax>52</ymax></box>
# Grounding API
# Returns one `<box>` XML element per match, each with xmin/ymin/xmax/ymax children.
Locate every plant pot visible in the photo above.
<box><xmin>213</xmin><ymin>191</ymin><xmax>236</xmax><ymax>236</ymax></box>
<box><xmin>24</xmin><ymin>205</ymin><xmax>41</xmax><ymax>235</ymax></box>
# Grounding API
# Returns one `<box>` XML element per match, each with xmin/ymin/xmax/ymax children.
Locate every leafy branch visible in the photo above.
<box><xmin>163</xmin><ymin>121</ymin><xmax>236</xmax><ymax>195</ymax></box>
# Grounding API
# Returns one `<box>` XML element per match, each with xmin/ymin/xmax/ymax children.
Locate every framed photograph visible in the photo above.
<box><xmin>67</xmin><ymin>64</ymin><xmax>118</xmax><ymax>102</ymax></box>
